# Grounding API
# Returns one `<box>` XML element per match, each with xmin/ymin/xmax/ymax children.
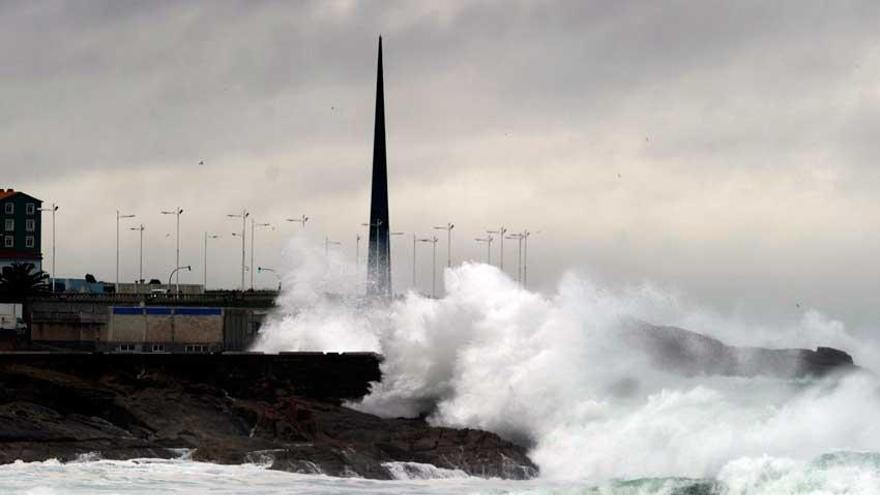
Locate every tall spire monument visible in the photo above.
<box><xmin>367</xmin><ymin>36</ymin><xmax>392</xmax><ymax>297</ymax></box>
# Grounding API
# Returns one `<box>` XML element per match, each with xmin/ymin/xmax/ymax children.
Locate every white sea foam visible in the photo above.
<box><xmin>1</xmin><ymin>454</ymin><xmax>878</xmax><ymax>493</ymax></box>
<box><xmin>252</xmin><ymin>237</ymin><xmax>880</xmax><ymax>486</ymax></box>
<box><xmin>382</xmin><ymin>461</ymin><xmax>469</xmax><ymax>480</ymax></box>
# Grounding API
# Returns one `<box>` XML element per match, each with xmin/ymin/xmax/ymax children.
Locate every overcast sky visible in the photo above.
<box><xmin>4</xmin><ymin>0</ymin><xmax>880</xmax><ymax>333</ymax></box>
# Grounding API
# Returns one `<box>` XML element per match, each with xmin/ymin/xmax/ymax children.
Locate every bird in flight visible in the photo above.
<box><xmin>198</xmin><ymin>160</ymin><xmax>205</xmax><ymax>166</ymax></box>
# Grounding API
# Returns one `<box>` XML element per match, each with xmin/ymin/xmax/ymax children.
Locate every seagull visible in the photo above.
<box><xmin>198</xmin><ymin>160</ymin><xmax>205</xmax><ymax>166</ymax></box>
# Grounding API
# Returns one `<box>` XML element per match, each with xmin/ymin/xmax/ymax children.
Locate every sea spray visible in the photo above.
<box><xmin>254</xmin><ymin>237</ymin><xmax>880</xmax><ymax>481</ymax></box>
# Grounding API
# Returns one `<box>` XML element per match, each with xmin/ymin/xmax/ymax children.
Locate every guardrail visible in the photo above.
<box><xmin>25</xmin><ymin>290</ymin><xmax>279</xmax><ymax>308</ymax></box>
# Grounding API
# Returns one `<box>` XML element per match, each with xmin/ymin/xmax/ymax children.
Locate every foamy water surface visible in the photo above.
<box><xmin>6</xmin><ymin>237</ymin><xmax>880</xmax><ymax>493</ymax></box>
<box><xmin>1</xmin><ymin>453</ymin><xmax>879</xmax><ymax>494</ymax></box>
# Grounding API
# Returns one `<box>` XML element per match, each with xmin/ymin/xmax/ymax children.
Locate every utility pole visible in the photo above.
<box><xmin>227</xmin><ymin>210</ymin><xmax>249</xmax><ymax>291</ymax></box>
<box><xmin>129</xmin><ymin>224</ymin><xmax>145</xmax><ymax>292</ymax></box>
<box><xmin>412</xmin><ymin>234</ymin><xmax>417</xmax><ymax>289</ymax></box>
<box><xmin>168</xmin><ymin>265</ymin><xmax>191</xmax><ymax>299</ymax></box>
<box><xmin>418</xmin><ymin>236</ymin><xmax>439</xmax><ymax>298</ymax></box>
<box><xmin>523</xmin><ymin>230</ymin><xmax>532</xmax><ymax>289</ymax></box>
<box><xmin>433</xmin><ymin>223</ymin><xmax>454</xmax><ymax>268</ymax></box>
<box><xmin>506</xmin><ymin>232</ymin><xmax>525</xmax><ymax>284</ymax></box>
<box><xmin>391</xmin><ymin>231</ymin><xmax>404</xmax><ymax>290</ymax></box>
<box><xmin>161</xmin><ymin>207</ymin><xmax>184</xmax><ymax>294</ymax></box>
<box><xmin>250</xmin><ymin>219</ymin><xmax>272</xmax><ymax>290</ymax></box>
<box><xmin>324</xmin><ymin>236</ymin><xmax>341</xmax><ymax>257</ymax></box>
<box><xmin>362</xmin><ymin>219</ymin><xmax>382</xmax><ymax>291</ymax></box>
<box><xmin>257</xmin><ymin>266</ymin><xmax>282</xmax><ymax>291</ymax></box>
<box><xmin>116</xmin><ymin>210</ymin><xmax>136</xmax><ymax>294</ymax></box>
<box><xmin>475</xmin><ymin>235</ymin><xmax>493</xmax><ymax>265</ymax></box>
<box><xmin>203</xmin><ymin>232</ymin><xmax>219</xmax><ymax>289</ymax></box>
<box><xmin>286</xmin><ymin>215</ymin><xmax>308</xmax><ymax>229</ymax></box>
<box><xmin>487</xmin><ymin>226</ymin><xmax>507</xmax><ymax>271</ymax></box>
<box><xmin>40</xmin><ymin>204</ymin><xmax>59</xmax><ymax>292</ymax></box>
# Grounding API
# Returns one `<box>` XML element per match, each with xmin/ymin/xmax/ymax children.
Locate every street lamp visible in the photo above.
<box><xmin>203</xmin><ymin>232</ymin><xmax>220</xmax><ymax>289</ymax></box>
<box><xmin>116</xmin><ymin>210</ymin><xmax>136</xmax><ymax>294</ymax></box>
<box><xmin>487</xmin><ymin>226</ymin><xmax>507</xmax><ymax>271</ymax></box>
<box><xmin>168</xmin><ymin>265</ymin><xmax>191</xmax><ymax>298</ymax></box>
<box><xmin>475</xmin><ymin>235</ymin><xmax>493</xmax><ymax>265</ymax></box>
<box><xmin>286</xmin><ymin>214</ymin><xmax>309</xmax><ymax>228</ymax></box>
<box><xmin>227</xmin><ymin>210</ymin><xmax>249</xmax><ymax>291</ymax></box>
<box><xmin>411</xmin><ymin>234</ymin><xmax>417</xmax><ymax>289</ymax></box>
<box><xmin>257</xmin><ymin>266</ymin><xmax>282</xmax><ymax>291</ymax></box>
<box><xmin>433</xmin><ymin>223</ymin><xmax>454</xmax><ymax>268</ymax></box>
<box><xmin>522</xmin><ymin>230</ymin><xmax>538</xmax><ymax>289</ymax></box>
<box><xmin>506</xmin><ymin>231</ymin><xmax>525</xmax><ymax>284</ymax></box>
<box><xmin>361</xmin><ymin>220</ymin><xmax>383</xmax><ymax>283</ymax></box>
<box><xmin>39</xmin><ymin>203</ymin><xmax>58</xmax><ymax>292</ymax></box>
<box><xmin>161</xmin><ymin>207</ymin><xmax>184</xmax><ymax>294</ymax></box>
<box><xmin>418</xmin><ymin>236</ymin><xmax>439</xmax><ymax>298</ymax></box>
<box><xmin>324</xmin><ymin>236</ymin><xmax>342</xmax><ymax>257</ymax></box>
<box><xmin>250</xmin><ymin>219</ymin><xmax>273</xmax><ymax>290</ymax></box>
<box><xmin>129</xmin><ymin>224</ymin><xmax>145</xmax><ymax>292</ymax></box>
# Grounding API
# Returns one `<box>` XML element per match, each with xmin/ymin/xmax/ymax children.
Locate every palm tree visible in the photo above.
<box><xmin>0</xmin><ymin>262</ymin><xmax>49</xmax><ymax>300</ymax></box>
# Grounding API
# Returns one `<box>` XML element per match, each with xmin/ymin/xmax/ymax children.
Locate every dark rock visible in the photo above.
<box><xmin>0</xmin><ymin>354</ymin><xmax>536</xmax><ymax>479</ymax></box>
<box><xmin>623</xmin><ymin>321</ymin><xmax>856</xmax><ymax>378</ymax></box>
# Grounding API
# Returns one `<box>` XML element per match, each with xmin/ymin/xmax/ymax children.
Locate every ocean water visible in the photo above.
<box><xmin>1</xmin><ymin>453</ymin><xmax>879</xmax><ymax>494</ymax></box>
<box><xmin>7</xmin><ymin>237</ymin><xmax>880</xmax><ymax>493</ymax></box>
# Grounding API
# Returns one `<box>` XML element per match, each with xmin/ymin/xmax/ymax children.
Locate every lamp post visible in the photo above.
<box><xmin>129</xmin><ymin>224</ymin><xmax>145</xmax><ymax>292</ymax></box>
<box><xmin>116</xmin><ymin>210</ymin><xmax>136</xmax><ymax>294</ymax></box>
<box><xmin>418</xmin><ymin>236</ymin><xmax>439</xmax><ymax>298</ymax></box>
<box><xmin>487</xmin><ymin>226</ymin><xmax>507</xmax><ymax>271</ymax></box>
<box><xmin>356</xmin><ymin>233</ymin><xmax>362</xmax><ymax>265</ymax></box>
<box><xmin>203</xmin><ymin>232</ymin><xmax>219</xmax><ymax>289</ymax></box>
<box><xmin>361</xmin><ymin>220</ymin><xmax>382</xmax><ymax>285</ymax></box>
<box><xmin>324</xmin><ymin>236</ymin><xmax>341</xmax><ymax>257</ymax></box>
<box><xmin>475</xmin><ymin>235</ymin><xmax>493</xmax><ymax>264</ymax></box>
<box><xmin>506</xmin><ymin>232</ymin><xmax>525</xmax><ymax>284</ymax></box>
<box><xmin>523</xmin><ymin>230</ymin><xmax>533</xmax><ymax>289</ymax></box>
<box><xmin>411</xmin><ymin>234</ymin><xmax>417</xmax><ymax>289</ymax></box>
<box><xmin>250</xmin><ymin>219</ymin><xmax>272</xmax><ymax>290</ymax></box>
<box><xmin>257</xmin><ymin>266</ymin><xmax>282</xmax><ymax>291</ymax></box>
<box><xmin>433</xmin><ymin>223</ymin><xmax>454</xmax><ymax>268</ymax></box>
<box><xmin>227</xmin><ymin>210</ymin><xmax>249</xmax><ymax>291</ymax></box>
<box><xmin>39</xmin><ymin>204</ymin><xmax>58</xmax><ymax>292</ymax></box>
<box><xmin>161</xmin><ymin>207</ymin><xmax>184</xmax><ymax>294</ymax></box>
<box><xmin>286</xmin><ymin>215</ymin><xmax>308</xmax><ymax>228</ymax></box>
<box><xmin>168</xmin><ymin>265</ymin><xmax>191</xmax><ymax>298</ymax></box>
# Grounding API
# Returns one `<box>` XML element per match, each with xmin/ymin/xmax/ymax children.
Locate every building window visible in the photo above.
<box><xmin>184</xmin><ymin>344</ymin><xmax>206</xmax><ymax>353</ymax></box>
<box><xmin>26</xmin><ymin>219</ymin><xmax>34</xmax><ymax>232</ymax></box>
<box><xmin>3</xmin><ymin>236</ymin><xmax>11</xmax><ymax>248</ymax></box>
<box><xmin>26</xmin><ymin>203</ymin><xmax>34</xmax><ymax>215</ymax></box>
<box><xmin>4</xmin><ymin>219</ymin><xmax>12</xmax><ymax>232</ymax></box>
<box><xmin>116</xmin><ymin>344</ymin><xmax>136</xmax><ymax>352</ymax></box>
<box><xmin>4</xmin><ymin>203</ymin><xmax>12</xmax><ymax>214</ymax></box>
<box><xmin>151</xmin><ymin>344</ymin><xmax>165</xmax><ymax>352</ymax></box>
<box><xmin>25</xmin><ymin>236</ymin><xmax>34</xmax><ymax>248</ymax></box>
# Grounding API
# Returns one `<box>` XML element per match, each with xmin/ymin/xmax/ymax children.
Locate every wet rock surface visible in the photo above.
<box><xmin>0</xmin><ymin>357</ymin><xmax>536</xmax><ymax>480</ymax></box>
<box><xmin>625</xmin><ymin>322</ymin><xmax>856</xmax><ymax>378</ymax></box>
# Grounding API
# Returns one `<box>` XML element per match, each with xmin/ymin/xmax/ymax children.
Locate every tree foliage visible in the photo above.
<box><xmin>0</xmin><ymin>262</ymin><xmax>49</xmax><ymax>299</ymax></box>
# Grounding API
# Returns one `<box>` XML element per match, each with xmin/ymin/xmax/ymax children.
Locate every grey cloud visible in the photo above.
<box><xmin>3</xmin><ymin>0</ymin><xmax>880</xmax><ymax>334</ymax></box>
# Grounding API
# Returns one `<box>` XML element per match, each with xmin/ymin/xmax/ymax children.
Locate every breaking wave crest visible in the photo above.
<box><xmin>253</xmin><ymin>237</ymin><xmax>880</xmax><ymax>484</ymax></box>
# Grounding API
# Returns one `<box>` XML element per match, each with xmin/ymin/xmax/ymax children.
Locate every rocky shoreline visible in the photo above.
<box><xmin>0</xmin><ymin>355</ymin><xmax>536</xmax><ymax>480</ymax></box>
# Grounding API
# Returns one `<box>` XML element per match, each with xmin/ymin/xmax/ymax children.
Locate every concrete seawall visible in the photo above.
<box><xmin>0</xmin><ymin>351</ymin><xmax>382</xmax><ymax>402</ymax></box>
